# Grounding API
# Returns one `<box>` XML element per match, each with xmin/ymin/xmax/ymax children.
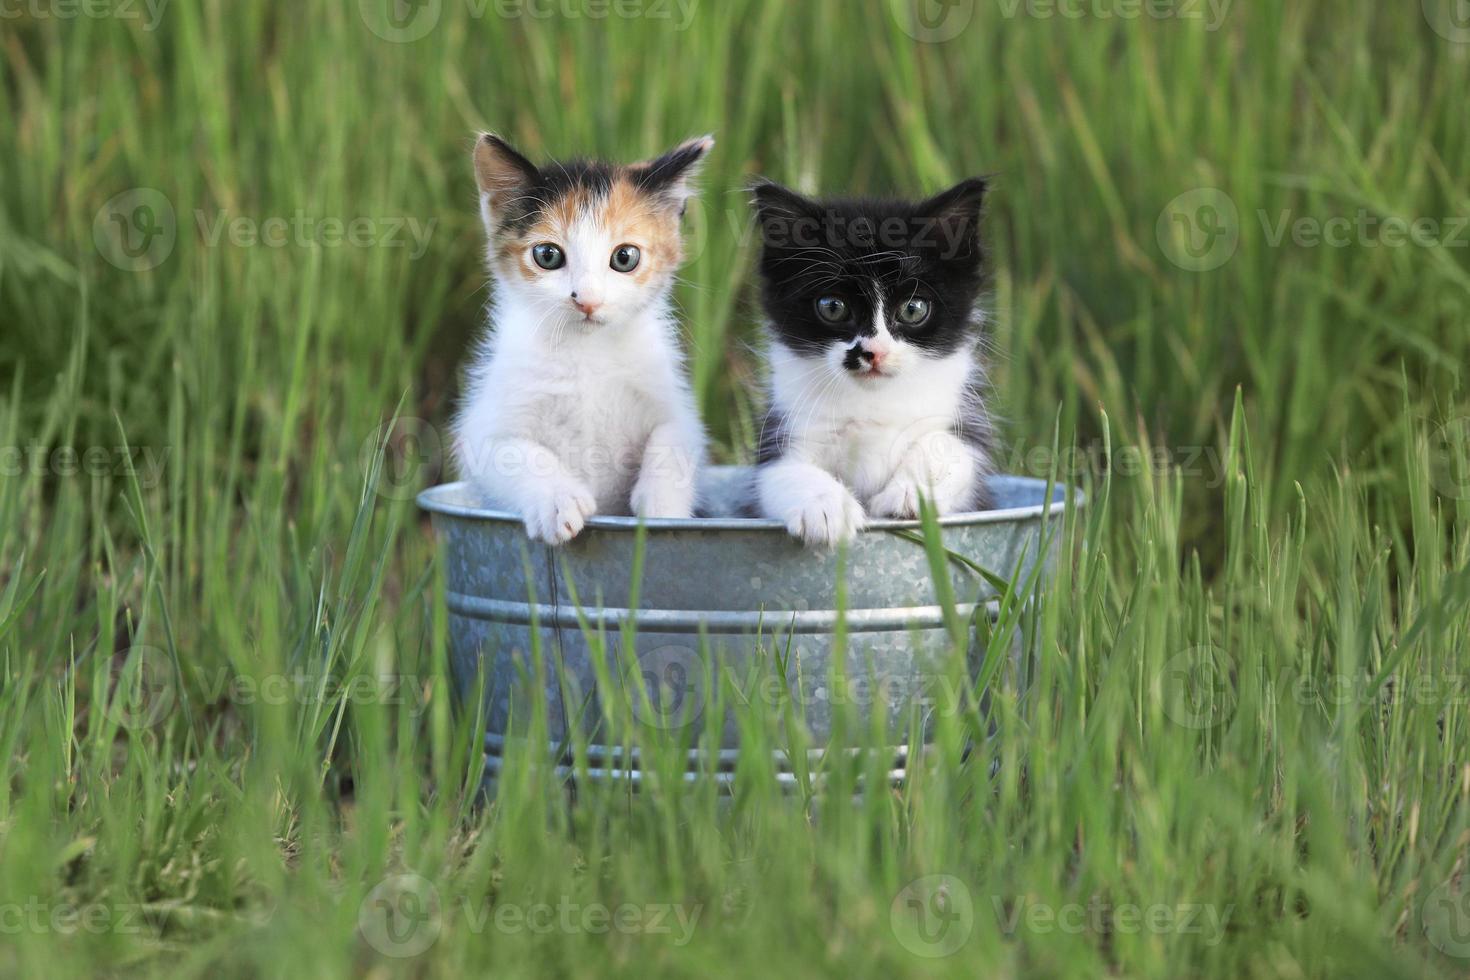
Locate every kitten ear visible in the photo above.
<box><xmin>473</xmin><ymin>133</ymin><xmax>539</xmax><ymax>219</ymax></box>
<box><xmin>633</xmin><ymin>134</ymin><xmax>714</xmax><ymax>212</ymax></box>
<box><xmin>920</xmin><ymin>176</ymin><xmax>988</xmax><ymax>257</ymax></box>
<box><xmin>751</xmin><ymin>179</ymin><xmax>821</xmax><ymax>247</ymax></box>
<box><xmin>750</xmin><ymin>179</ymin><xmax>816</xmax><ymax>219</ymax></box>
<box><xmin>921</xmin><ymin>176</ymin><xmax>988</xmax><ymax>221</ymax></box>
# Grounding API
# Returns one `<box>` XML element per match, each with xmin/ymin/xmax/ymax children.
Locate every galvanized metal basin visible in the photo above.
<box><xmin>418</xmin><ymin>467</ymin><xmax>1076</xmax><ymax>790</ymax></box>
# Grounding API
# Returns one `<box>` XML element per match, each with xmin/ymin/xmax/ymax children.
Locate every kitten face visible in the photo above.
<box><xmin>753</xmin><ymin>178</ymin><xmax>989</xmax><ymax>382</ymax></box>
<box><xmin>473</xmin><ymin>133</ymin><xmax>712</xmax><ymax>328</ymax></box>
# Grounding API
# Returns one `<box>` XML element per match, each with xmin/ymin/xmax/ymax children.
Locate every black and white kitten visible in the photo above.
<box><xmin>751</xmin><ymin>178</ymin><xmax>996</xmax><ymax>546</ymax></box>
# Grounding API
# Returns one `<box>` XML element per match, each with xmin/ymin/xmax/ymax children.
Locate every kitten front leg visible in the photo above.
<box><xmin>523</xmin><ymin>478</ymin><xmax>599</xmax><ymax>546</ymax></box>
<box><xmin>868</xmin><ymin>431</ymin><xmax>978</xmax><ymax>519</ymax></box>
<box><xmin>460</xmin><ymin>436</ymin><xmax>597</xmax><ymax>545</ymax></box>
<box><xmin>758</xmin><ymin>458</ymin><xmax>866</xmax><ymax>547</ymax></box>
<box><xmin>631</xmin><ymin>419</ymin><xmax>704</xmax><ymax>520</ymax></box>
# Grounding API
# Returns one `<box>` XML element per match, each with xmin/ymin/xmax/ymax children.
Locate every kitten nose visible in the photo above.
<box><xmin>844</xmin><ymin>344</ymin><xmax>887</xmax><ymax>373</ymax></box>
<box><xmin>569</xmin><ymin>292</ymin><xmax>602</xmax><ymax>318</ymax></box>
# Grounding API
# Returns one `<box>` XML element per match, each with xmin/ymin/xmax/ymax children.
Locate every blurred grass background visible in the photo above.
<box><xmin>1</xmin><ymin>0</ymin><xmax>1468</xmax><ymax>976</ymax></box>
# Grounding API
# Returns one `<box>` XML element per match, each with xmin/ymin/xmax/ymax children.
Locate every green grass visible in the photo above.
<box><xmin>2</xmin><ymin>1</ymin><xmax>1469</xmax><ymax>976</ymax></box>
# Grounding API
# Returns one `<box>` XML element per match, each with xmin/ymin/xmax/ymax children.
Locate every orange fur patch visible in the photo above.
<box><xmin>494</xmin><ymin>172</ymin><xmax>684</xmax><ymax>285</ymax></box>
<box><xmin>602</xmin><ymin>177</ymin><xmax>683</xmax><ymax>286</ymax></box>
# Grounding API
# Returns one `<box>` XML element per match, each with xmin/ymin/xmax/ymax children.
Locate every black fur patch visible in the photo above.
<box><xmin>633</xmin><ymin>140</ymin><xmax>709</xmax><ymax>196</ymax></box>
<box><xmin>498</xmin><ymin>157</ymin><xmax>618</xmax><ymax>235</ymax></box>
<box><xmin>841</xmin><ymin>344</ymin><xmax>870</xmax><ymax>372</ymax></box>
<box><xmin>754</xmin><ymin>408</ymin><xmax>789</xmax><ymax>467</ymax></box>
<box><xmin>752</xmin><ymin>178</ymin><xmax>989</xmax><ymax>359</ymax></box>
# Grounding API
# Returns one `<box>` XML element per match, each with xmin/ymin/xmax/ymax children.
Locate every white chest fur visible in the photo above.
<box><xmin>453</xmin><ymin>291</ymin><xmax>705</xmax><ymax>541</ymax></box>
<box><xmin>767</xmin><ymin>344</ymin><xmax>977</xmax><ymax>499</ymax></box>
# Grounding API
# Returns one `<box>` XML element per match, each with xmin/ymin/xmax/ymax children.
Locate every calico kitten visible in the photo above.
<box><xmin>453</xmin><ymin>133</ymin><xmax>712</xmax><ymax>544</ymax></box>
<box><xmin>751</xmin><ymin>177</ymin><xmax>995</xmax><ymax>546</ymax></box>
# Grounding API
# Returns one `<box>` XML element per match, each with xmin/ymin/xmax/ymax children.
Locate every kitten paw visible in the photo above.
<box><xmin>524</xmin><ymin>482</ymin><xmax>598</xmax><ymax>545</ymax></box>
<box><xmin>781</xmin><ymin>485</ymin><xmax>866</xmax><ymax>548</ymax></box>
<box><xmin>869</xmin><ymin>477</ymin><xmax>926</xmax><ymax>520</ymax></box>
<box><xmin>630</xmin><ymin>477</ymin><xmax>695</xmax><ymax>520</ymax></box>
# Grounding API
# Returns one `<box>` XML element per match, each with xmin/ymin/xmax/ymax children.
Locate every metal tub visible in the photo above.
<box><xmin>418</xmin><ymin>467</ymin><xmax>1076</xmax><ymax>791</ymax></box>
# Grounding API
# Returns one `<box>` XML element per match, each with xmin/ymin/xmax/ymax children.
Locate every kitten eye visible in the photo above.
<box><xmin>815</xmin><ymin>296</ymin><xmax>850</xmax><ymax>324</ymax></box>
<box><xmin>897</xmin><ymin>297</ymin><xmax>932</xmax><ymax>326</ymax></box>
<box><xmin>532</xmin><ymin>243</ymin><xmax>565</xmax><ymax>270</ymax></box>
<box><xmin>610</xmin><ymin>244</ymin><xmax>641</xmax><ymax>273</ymax></box>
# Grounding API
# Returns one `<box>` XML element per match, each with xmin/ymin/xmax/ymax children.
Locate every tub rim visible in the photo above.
<box><xmin>417</xmin><ymin>471</ymin><xmax>1082</xmax><ymax>533</ymax></box>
